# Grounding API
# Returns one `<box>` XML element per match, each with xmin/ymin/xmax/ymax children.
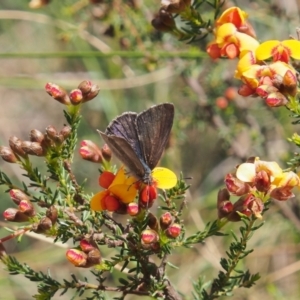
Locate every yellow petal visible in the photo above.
<box><xmin>256</xmin><ymin>40</ymin><xmax>280</xmax><ymax>60</ymax></box>
<box><xmin>109</xmin><ymin>184</ymin><xmax>137</xmax><ymax>204</ymax></box>
<box><xmin>282</xmin><ymin>40</ymin><xmax>300</xmax><ymax>59</ymax></box>
<box><xmin>90</xmin><ymin>190</ymin><xmax>108</xmax><ymax>211</ymax></box>
<box><xmin>152</xmin><ymin>167</ymin><xmax>177</xmax><ymax>189</ymax></box>
<box><xmin>111</xmin><ymin>166</ymin><xmax>136</xmax><ymax>187</ymax></box>
<box><xmin>236</xmin><ymin>163</ymin><xmax>256</xmax><ymax>182</ymax></box>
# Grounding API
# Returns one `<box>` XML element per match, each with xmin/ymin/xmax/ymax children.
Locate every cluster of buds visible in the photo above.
<box><xmin>206</xmin><ymin>7</ymin><xmax>300</xmax><ymax>107</ymax></box>
<box><xmin>140</xmin><ymin>212</ymin><xmax>182</xmax><ymax>250</ymax></box>
<box><xmin>0</xmin><ymin>125</ymin><xmax>71</xmax><ymax>163</ymax></box>
<box><xmin>79</xmin><ymin>140</ymin><xmax>112</xmax><ymax>164</ymax></box>
<box><xmin>66</xmin><ymin>238</ymin><xmax>101</xmax><ymax>268</ymax></box>
<box><xmin>3</xmin><ymin>189</ymin><xmax>35</xmax><ymax>222</ymax></box>
<box><xmin>45</xmin><ymin>80</ymin><xmax>99</xmax><ymax>106</ymax></box>
<box><xmin>218</xmin><ymin>157</ymin><xmax>300</xmax><ymax>222</ymax></box>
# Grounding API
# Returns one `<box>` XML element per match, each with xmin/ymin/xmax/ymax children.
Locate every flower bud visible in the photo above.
<box><xmin>30</xmin><ymin>129</ymin><xmax>44</xmax><ymax>143</ymax></box>
<box><xmin>254</xmin><ymin>170</ymin><xmax>271</xmax><ymax>192</ymax></box>
<box><xmin>35</xmin><ymin>217</ymin><xmax>52</xmax><ymax>232</ymax></box>
<box><xmin>60</xmin><ymin>125</ymin><xmax>72</xmax><ymax>139</ymax></box>
<box><xmin>45</xmin><ymin>125</ymin><xmax>57</xmax><ymax>140</ymax></box>
<box><xmin>80</xmin><ymin>239</ymin><xmax>96</xmax><ymax>252</ymax></box>
<box><xmin>139</xmin><ymin>185</ymin><xmax>157</xmax><ymax>203</ymax></box>
<box><xmin>256</xmin><ymin>84</ymin><xmax>278</xmax><ymax>99</ymax></box>
<box><xmin>3</xmin><ymin>208</ymin><xmax>29</xmax><ymax>222</ymax></box>
<box><xmin>101</xmin><ymin>144</ymin><xmax>112</xmax><ymax>162</ymax></box>
<box><xmin>69</xmin><ymin>89</ymin><xmax>83</xmax><ymax>105</ymax></box>
<box><xmin>0</xmin><ymin>146</ymin><xmax>18</xmax><ymax>163</ymax></box>
<box><xmin>141</xmin><ymin>229</ymin><xmax>159</xmax><ymax>244</ymax></box>
<box><xmin>9</xmin><ymin>189</ymin><xmax>29</xmax><ymax>205</ymax></box>
<box><xmin>82</xmin><ymin>84</ymin><xmax>100</xmax><ymax>103</ymax></box>
<box><xmin>45</xmin><ymin>82</ymin><xmax>71</xmax><ymax>105</ymax></box>
<box><xmin>103</xmin><ymin>195</ymin><xmax>121</xmax><ymax>212</ymax></box>
<box><xmin>147</xmin><ymin>212</ymin><xmax>159</xmax><ymax>231</ymax></box>
<box><xmin>224</xmin><ymin>173</ymin><xmax>250</xmax><ymax>196</ymax></box>
<box><xmin>21</xmin><ymin>141</ymin><xmax>45</xmax><ymax>156</ymax></box>
<box><xmin>79</xmin><ymin>140</ymin><xmax>104</xmax><ymax>163</ymax></box>
<box><xmin>160</xmin><ymin>212</ymin><xmax>173</xmax><ymax>230</ymax></box>
<box><xmin>87</xmin><ymin>249</ymin><xmax>101</xmax><ymax>265</ymax></box>
<box><xmin>46</xmin><ymin>206</ymin><xmax>58</xmax><ymax>224</ymax></box>
<box><xmin>127</xmin><ymin>202</ymin><xmax>139</xmax><ymax>216</ymax></box>
<box><xmin>270</xmin><ymin>186</ymin><xmax>294</xmax><ymax>201</ymax></box>
<box><xmin>282</xmin><ymin>70</ymin><xmax>297</xmax><ymax>96</ymax></box>
<box><xmin>166</xmin><ymin>223</ymin><xmax>181</xmax><ymax>238</ymax></box>
<box><xmin>66</xmin><ymin>249</ymin><xmax>88</xmax><ymax>267</ymax></box>
<box><xmin>19</xmin><ymin>199</ymin><xmax>35</xmax><ymax>216</ymax></box>
<box><xmin>265</xmin><ymin>92</ymin><xmax>288</xmax><ymax>107</ymax></box>
<box><xmin>217</xmin><ymin>188</ymin><xmax>234</xmax><ymax>219</ymax></box>
<box><xmin>9</xmin><ymin>136</ymin><xmax>27</xmax><ymax>157</ymax></box>
<box><xmin>78</xmin><ymin>80</ymin><xmax>92</xmax><ymax>95</ymax></box>
<box><xmin>99</xmin><ymin>171</ymin><xmax>115</xmax><ymax>189</ymax></box>
<box><xmin>151</xmin><ymin>9</ymin><xmax>176</xmax><ymax>32</ymax></box>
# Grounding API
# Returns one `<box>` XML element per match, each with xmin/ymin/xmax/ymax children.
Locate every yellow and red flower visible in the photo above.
<box><xmin>90</xmin><ymin>166</ymin><xmax>177</xmax><ymax>212</ymax></box>
<box><xmin>256</xmin><ymin>40</ymin><xmax>300</xmax><ymax>63</ymax></box>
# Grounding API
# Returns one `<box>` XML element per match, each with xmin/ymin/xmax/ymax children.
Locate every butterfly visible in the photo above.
<box><xmin>99</xmin><ymin>103</ymin><xmax>174</xmax><ymax>185</ymax></box>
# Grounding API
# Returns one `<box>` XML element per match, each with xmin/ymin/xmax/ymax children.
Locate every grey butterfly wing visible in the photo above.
<box><xmin>136</xmin><ymin>103</ymin><xmax>174</xmax><ymax>170</ymax></box>
<box><xmin>99</xmin><ymin>131</ymin><xmax>146</xmax><ymax>180</ymax></box>
<box><xmin>104</xmin><ymin>113</ymin><xmax>144</xmax><ymax>160</ymax></box>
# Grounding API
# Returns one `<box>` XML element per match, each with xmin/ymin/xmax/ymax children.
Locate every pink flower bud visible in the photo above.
<box><xmin>101</xmin><ymin>144</ymin><xmax>112</xmax><ymax>161</ymax></box>
<box><xmin>45</xmin><ymin>82</ymin><xmax>71</xmax><ymax>105</ymax></box>
<box><xmin>9</xmin><ymin>189</ymin><xmax>29</xmax><ymax>205</ymax></box>
<box><xmin>3</xmin><ymin>208</ymin><xmax>29</xmax><ymax>222</ymax></box>
<box><xmin>80</xmin><ymin>239</ymin><xmax>98</xmax><ymax>253</ymax></box>
<box><xmin>21</xmin><ymin>141</ymin><xmax>45</xmax><ymax>156</ymax></box>
<box><xmin>166</xmin><ymin>223</ymin><xmax>181</xmax><ymax>238</ymax></box>
<box><xmin>78</xmin><ymin>80</ymin><xmax>92</xmax><ymax>94</ymax></box>
<box><xmin>19</xmin><ymin>199</ymin><xmax>35</xmax><ymax>216</ymax></box>
<box><xmin>66</xmin><ymin>249</ymin><xmax>87</xmax><ymax>267</ymax></box>
<box><xmin>160</xmin><ymin>212</ymin><xmax>173</xmax><ymax>229</ymax></box>
<box><xmin>141</xmin><ymin>229</ymin><xmax>159</xmax><ymax>244</ymax></box>
<box><xmin>127</xmin><ymin>202</ymin><xmax>139</xmax><ymax>216</ymax></box>
<box><xmin>60</xmin><ymin>126</ymin><xmax>72</xmax><ymax>139</ymax></box>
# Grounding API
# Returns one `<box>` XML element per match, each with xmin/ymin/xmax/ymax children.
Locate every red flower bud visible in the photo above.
<box><xmin>80</xmin><ymin>239</ymin><xmax>98</xmax><ymax>253</ymax></box>
<box><xmin>139</xmin><ymin>185</ymin><xmax>157</xmax><ymax>203</ymax></box>
<box><xmin>69</xmin><ymin>89</ymin><xmax>83</xmax><ymax>105</ymax></box>
<box><xmin>82</xmin><ymin>84</ymin><xmax>100</xmax><ymax>103</ymax></box>
<box><xmin>166</xmin><ymin>223</ymin><xmax>181</xmax><ymax>238</ymax></box>
<box><xmin>103</xmin><ymin>195</ymin><xmax>120</xmax><ymax>212</ymax></box>
<box><xmin>254</xmin><ymin>170</ymin><xmax>271</xmax><ymax>192</ymax></box>
<box><xmin>265</xmin><ymin>92</ymin><xmax>288</xmax><ymax>107</ymax></box>
<box><xmin>98</xmin><ymin>171</ymin><xmax>115</xmax><ymax>189</ymax></box>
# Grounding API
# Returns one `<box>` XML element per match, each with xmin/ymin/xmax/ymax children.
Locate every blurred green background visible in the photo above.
<box><xmin>1</xmin><ymin>0</ymin><xmax>300</xmax><ymax>299</ymax></box>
